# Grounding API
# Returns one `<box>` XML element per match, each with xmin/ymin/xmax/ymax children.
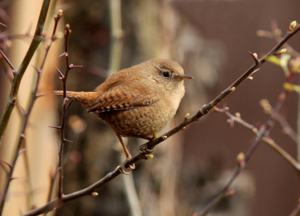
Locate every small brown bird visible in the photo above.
<box><xmin>54</xmin><ymin>59</ymin><xmax>193</xmax><ymax>173</ymax></box>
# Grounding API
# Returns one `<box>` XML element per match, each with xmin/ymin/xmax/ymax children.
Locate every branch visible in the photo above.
<box><xmin>56</xmin><ymin>23</ymin><xmax>83</xmax><ymax>200</ymax></box>
<box><xmin>0</xmin><ymin>9</ymin><xmax>62</xmax><ymax>215</ymax></box>
<box><xmin>0</xmin><ymin>0</ymin><xmax>51</xmax><ymax>146</ymax></box>
<box><xmin>215</xmin><ymin>107</ymin><xmax>300</xmax><ymax>171</ymax></box>
<box><xmin>199</xmin><ymin>50</ymin><xmax>297</xmax><ymax>216</ymax></box>
<box><xmin>21</xmin><ymin>21</ymin><xmax>300</xmax><ymax>216</ymax></box>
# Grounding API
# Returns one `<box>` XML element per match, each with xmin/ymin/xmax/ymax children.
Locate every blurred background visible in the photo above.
<box><xmin>0</xmin><ymin>0</ymin><xmax>300</xmax><ymax>215</ymax></box>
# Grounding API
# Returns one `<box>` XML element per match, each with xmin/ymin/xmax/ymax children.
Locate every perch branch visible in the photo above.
<box><xmin>21</xmin><ymin>21</ymin><xmax>300</xmax><ymax>216</ymax></box>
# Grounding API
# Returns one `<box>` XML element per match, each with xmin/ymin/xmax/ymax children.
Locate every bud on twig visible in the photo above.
<box><xmin>185</xmin><ymin>113</ymin><xmax>190</xmax><ymax>119</ymax></box>
<box><xmin>288</xmin><ymin>20</ymin><xmax>297</xmax><ymax>31</ymax></box>
<box><xmin>275</xmin><ymin>48</ymin><xmax>286</xmax><ymax>55</ymax></box>
<box><xmin>90</xmin><ymin>192</ymin><xmax>98</xmax><ymax>197</ymax></box>
<box><xmin>237</xmin><ymin>152</ymin><xmax>245</xmax><ymax>167</ymax></box>
<box><xmin>235</xmin><ymin>112</ymin><xmax>241</xmax><ymax>118</ymax></box>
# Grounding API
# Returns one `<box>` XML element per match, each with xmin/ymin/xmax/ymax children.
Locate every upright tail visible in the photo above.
<box><xmin>54</xmin><ymin>91</ymin><xmax>100</xmax><ymax>108</ymax></box>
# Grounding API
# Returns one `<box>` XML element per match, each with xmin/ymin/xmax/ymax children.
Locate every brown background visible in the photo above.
<box><xmin>174</xmin><ymin>1</ymin><xmax>300</xmax><ymax>216</ymax></box>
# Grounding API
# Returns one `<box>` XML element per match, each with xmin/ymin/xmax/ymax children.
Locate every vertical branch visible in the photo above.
<box><xmin>0</xmin><ymin>0</ymin><xmax>51</xmax><ymax>145</ymax></box>
<box><xmin>57</xmin><ymin>24</ymin><xmax>71</xmax><ymax>200</ymax></box>
<box><xmin>0</xmin><ymin>9</ymin><xmax>63</xmax><ymax>215</ymax></box>
<box><xmin>56</xmin><ymin>24</ymin><xmax>82</xmax><ymax>200</ymax></box>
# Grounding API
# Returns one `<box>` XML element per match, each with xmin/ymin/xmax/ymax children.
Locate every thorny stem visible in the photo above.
<box><xmin>57</xmin><ymin>24</ymin><xmax>72</xmax><ymax>200</ymax></box>
<box><xmin>0</xmin><ymin>0</ymin><xmax>51</xmax><ymax>145</ymax></box>
<box><xmin>56</xmin><ymin>24</ymin><xmax>82</xmax><ymax>199</ymax></box>
<box><xmin>21</xmin><ymin>23</ymin><xmax>300</xmax><ymax>216</ymax></box>
<box><xmin>0</xmin><ymin>10</ymin><xmax>62</xmax><ymax>215</ymax></box>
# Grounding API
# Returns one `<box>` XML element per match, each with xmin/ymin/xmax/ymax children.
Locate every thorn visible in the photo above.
<box><xmin>63</xmin><ymin>97</ymin><xmax>69</xmax><ymax>105</ymax></box>
<box><xmin>0</xmin><ymin>22</ymin><xmax>7</xmax><ymax>27</ymax></box>
<box><xmin>36</xmin><ymin>93</ymin><xmax>47</xmax><ymax>98</ymax></box>
<box><xmin>0</xmin><ymin>159</ymin><xmax>13</xmax><ymax>169</ymax></box>
<box><xmin>59</xmin><ymin>52</ymin><xmax>67</xmax><ymax>58</ymax></box>
<box><xmin>66</xmin><ymin>99</ymin><xmax>74</xmax><ymax>110</ymax></box>
<box><xmin>20</xmin><ymin>106</ymin><xmax>27</xmax><ymax>115</ymax></box>
<box><xmin>56</xmin><ymin>67</ymin><xmax>64</xmax><ymax>79</ymax></box>
<box><xmin>32</xmin><ymin>65</ymin><xmax>41</xmax><ymax>73</ymax></box>
<box><xmin>48</xmin><ymin>125</ymin><xmax>62</xmax><ymax>130</ymax></box>
<box><xmin>63</xmin><ymin>138</ymin><xmax>73</xmax><ymax>143</ymax></box>
<box><xmin>18</xmin><ymin>148</ymin><xmax>26</xmax><ymax>156</ymax></box>
<box><xmin>0</xmin><ymin>49</ymin><xmax>16</xmax><ymax>72</ymax></box>
<box><xmin>69</xmin><ymin>64</ymin><xmax>83</xmax><ymax>69</ymax></box>
<box><xmin>248</xmin><ymin>51</ymin><xmax>259</xmax><ymax>65</ymax></box>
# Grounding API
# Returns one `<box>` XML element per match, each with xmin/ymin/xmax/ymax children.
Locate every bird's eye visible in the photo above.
<box><xmin>163</xmin><ymin>71</ymin><xmax>170</xmax><ymax>78</ymax></box>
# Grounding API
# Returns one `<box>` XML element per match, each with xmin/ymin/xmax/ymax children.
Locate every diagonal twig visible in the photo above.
<box><xmin>21</xmin><ymin>21</ymin><xmax>300</xmax><ymax>216</ymax></box>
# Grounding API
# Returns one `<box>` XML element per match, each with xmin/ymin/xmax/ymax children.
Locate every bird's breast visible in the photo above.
<box><xmin>96</xmin><ymin>100</ymin><xmax>178</xmax><ymax>138</ymax></box>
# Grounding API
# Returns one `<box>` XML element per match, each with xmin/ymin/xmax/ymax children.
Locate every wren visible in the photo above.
<box><xmin>54</xmin><ymin>59</ymin><xmax>193</xmax><ymax>173</ymax></box>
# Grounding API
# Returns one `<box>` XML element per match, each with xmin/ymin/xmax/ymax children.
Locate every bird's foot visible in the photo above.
<box><xmin>138</xmin><ymin>143</ymin><xmax>156</xmax><ymax>155</ymax></box>
<box><xmin>117</xmin><ymin>159</ymin><xmax>135</xmax><ymax>175</ymax></box>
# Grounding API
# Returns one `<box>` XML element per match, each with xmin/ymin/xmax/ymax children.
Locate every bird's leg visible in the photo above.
<box><xmin>116</xmin><ymin>134</ymin><xmax>135</xmax><ymax>174</ymax></box>
<box><xmin>138</xmin><ymin>133</ymin><xmax>157</xmax><ymax>154</ymax></box>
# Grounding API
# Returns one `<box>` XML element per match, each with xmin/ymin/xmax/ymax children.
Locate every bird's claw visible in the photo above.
<box><xmin>117</xmin><ymin>159</ymin><xmax>135</xmax><ymax>175</ymax></box>
<box><xmin>138</xmin><ymin>143</ymin><xmax>155</xmax><ymax>154</ymax></box>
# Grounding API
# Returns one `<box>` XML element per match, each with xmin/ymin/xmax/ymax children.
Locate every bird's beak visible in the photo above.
<box><xmin>179</xmin><ymin>74</ymin><xmax>194</xmax><ymax>80</ymax></box>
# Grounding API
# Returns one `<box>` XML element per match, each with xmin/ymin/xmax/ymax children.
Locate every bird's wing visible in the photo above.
<box><xmin>86</xmin><ymin>86</ymin><xmax>159</xmax><ymax>113</ymax></box>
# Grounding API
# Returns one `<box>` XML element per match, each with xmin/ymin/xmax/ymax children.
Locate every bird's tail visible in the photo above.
<box><xmin>54</xmin><ymin>91</ymin><xmax>99</xmax><ymax>108</ymax></box>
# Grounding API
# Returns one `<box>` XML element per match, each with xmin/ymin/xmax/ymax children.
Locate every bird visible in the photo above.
<box><xmin>54</xmin><ymin>59</ymin><xmax>193</xmax><ymax>173</ymax></box>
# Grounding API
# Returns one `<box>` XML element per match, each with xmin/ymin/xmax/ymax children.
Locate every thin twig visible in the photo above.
<box><xmin>56</xmin><ymin>23</ymin><xmax>83</xmax><ymax>200</ymax></box>
<box><xmin>0</xmin><ymin>9</ymin><xmax>62</xmax><ymax>215</ymax></box>
<box><xmin>57</xmin><ymin>24</ymin><xmax>71</xmax><ymax>200</ymax></box>
<box><xmin>215</xmin><ymin>107</ymin><xmax>300</xmax><ymax>171</ymax></box>
<box><xmin>0</xmin><ymin>0</ymin><xmax>51</xmax><ymax>146</ymax></box>
<box><xmin>21</xmin><ymin>21</ymin><xmax>300</xmax><ymax>216</ymax></box>
<box><xmin>199</xmin><ymin>54</ymin><xmax>296</xmax><ymax>216</ymax></box>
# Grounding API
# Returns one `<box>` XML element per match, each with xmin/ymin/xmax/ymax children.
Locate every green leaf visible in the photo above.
<box><xmin>284</xmin><ymin>83</ymin><xmax>300</xmax><ymax>93</ymax></box>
